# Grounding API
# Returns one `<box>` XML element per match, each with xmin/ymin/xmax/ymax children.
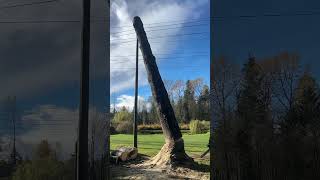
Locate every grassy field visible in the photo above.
<box><xmin>110</xmin><ymin>132</ymin><xmax>210</xmax><ymax>158</ymax></box>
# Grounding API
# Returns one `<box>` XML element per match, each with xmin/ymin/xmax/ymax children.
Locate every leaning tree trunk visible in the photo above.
<box><xmin>133</xmin><ymin>16</ymin><xmax>193</xmax><ymax>167</ymax></box>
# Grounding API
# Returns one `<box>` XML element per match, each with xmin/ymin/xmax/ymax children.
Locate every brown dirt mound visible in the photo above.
<box><xmin>143</xmin><ymin>138</ymin><xmax>195</xmax><ymax>168</ymax></box>
<box><xmin>111</xmin><ymin>162</ymin><xmax>210</xmax><ymax>180</ymax></box>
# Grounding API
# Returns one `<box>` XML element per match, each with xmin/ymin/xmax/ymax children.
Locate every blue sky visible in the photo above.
<box><xmin>213</xmin><ymin>0</ymin><xmax>320</xmax><ymax>80</ymax></box>
<box><xmin>110</xmin><ymin>0</ymin><xmax>210</xmax><ymax>109</ymax></box>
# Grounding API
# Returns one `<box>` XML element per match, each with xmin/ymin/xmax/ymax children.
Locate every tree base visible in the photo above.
<box><xmin>144</xmin><ymin>138</ymin><xmax>195</xmax><ymax>168</ymax></box>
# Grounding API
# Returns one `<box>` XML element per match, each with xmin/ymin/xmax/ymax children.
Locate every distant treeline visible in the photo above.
<box><xmin>211</xmin><ymin>52</ymin><xmax>320</xmax><ymax>180</ymax></box>
<box><xmin>111</xmin><ymin>78</ymin><xmax>210</xmax><ymax>133</ymax></box>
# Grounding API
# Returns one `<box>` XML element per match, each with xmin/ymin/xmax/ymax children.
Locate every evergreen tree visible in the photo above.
<box><xmin>236</xmin><ymin>56</ymin><xmax>271</xmax><ymax>180</ymax></box>
<box><xmin>140</xmin><ymin>103</ymin><xmax>149</xmax><ymax>125</ymax></box>
<box><xmin>281</xmin><ymin>72</ymin><xmax>320</xmax><ymax>179</ymax></box>
<box><xmin>183</xmin><ymin>80</ymin><xmax>195</xmax><ymax>123</ymax></box>
<box><xmin>149</xmin><ymin>97</ymin><xmax>158</xmax><ymax>124</ymax></box>
<box><xmin>198</xmin><ymin>85</ymin><xmax>210</xmax><ymax>121</ymax></box>
<box><xmin>174</xmin><ymin>97</ymin><xmax>184</xmax><ymax>123</ymax></box>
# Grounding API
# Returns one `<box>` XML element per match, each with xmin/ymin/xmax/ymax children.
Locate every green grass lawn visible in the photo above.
<box><xmin>110</xmin><ymin>132</ymin><xmax>210</xmax><ymax>158</ymax></box>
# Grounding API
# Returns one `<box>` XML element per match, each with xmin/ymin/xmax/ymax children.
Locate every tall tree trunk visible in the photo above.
<box><xmin>133</xmin><ymin>16</ymin><xmax>193</xmax><ymax>167</ymax></box>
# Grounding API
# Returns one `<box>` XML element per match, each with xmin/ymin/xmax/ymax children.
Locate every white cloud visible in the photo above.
<box><xmin>17</xmin><ymin>105</ymin><xmax>78</xmax><ymax>159</ymax></box>
<box><xmin>110</xmin><ymin>0</ymin><xmax>208</xmax><ymax>94</ymax></box>
<box><xmin>15</xmin><ymin>105</ymin><xmax>107</xmax><ymax>160</ymax></box>
<box><xmin>112</xmin><ymin>94</ymin><xmax>151</xmax><ymax>112</ymax></box>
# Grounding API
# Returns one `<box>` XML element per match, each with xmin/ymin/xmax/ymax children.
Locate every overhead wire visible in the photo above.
<box><xmin>0</xmin><ymin>0</ymin><xmax>60</xmax><ymax>10</ymax></box>
<box><xmin>111</xmin><ymin>22</ymin><xmax>209</xmax><ymax>35</ymax></box>
<box><xmin>113</xmin><ymin>32</ymin><xmax>209</xmax><ymax>44</ymax></box>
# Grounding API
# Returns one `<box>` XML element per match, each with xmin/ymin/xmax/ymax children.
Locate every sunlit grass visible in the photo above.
<box><xmin>110</xmin><ymin>132</ymin><xmax>210</xmax><ymax>164</ymax></box>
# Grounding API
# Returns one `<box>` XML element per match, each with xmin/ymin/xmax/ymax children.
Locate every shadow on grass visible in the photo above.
<box><xmin>175</xmin><ymin>159</ymin><xmax>210</xmax><ymax>173</ymax></box>
<box><xmin>113</xmin><ymin>153</ymin><xmax>150</xmax><ymax>166</ymax></box>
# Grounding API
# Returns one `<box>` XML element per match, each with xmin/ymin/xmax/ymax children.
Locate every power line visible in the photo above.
<box><xmin>111</xmin><ymin>22</ymin><xmax>208</xmax><ymax>35</ymax></box>
<box><xmin>111</xmin><ymin>63</ymin><xmax>209</xmax><ymax>68</ymax></box>
<box><xmin>112</xmin><ymin>36</ymin><xmax>209</xmax><ymax>47</ymax></box>
<box><xmin>213</xmin><ymin>10</ymin><xmax>320</xmax><ymax>20</ymax></box>
<box><xmin>0</xmin><ymin>20</ymin><xmax>80</xmax><ymax>24</ymax></box>
<box><xmin>0</xmin><ymin>19</ymin><xmax>114</xmax><ymax>24</ymax></box>
<box><xmin>114</xmin><ymin>32</ymin><xmax>209</xmax><ymax>44</ymax></box>
<box><xmin>2</xmin><ymin>9</ymin><xmax>316</xmax><ymax>26</ymax></box>
<box><xmin>111</xmin><ymin>9</ymin><xmax>320</xmax><ymax>29</ymax></box>
<box><xmin>111</xmin><ymin>52</ymin><xmax>209</xmax><ymax>58</ymax></box>
<box><xmin>0</xmin><ymin>10</ymin><xmax>319</xmax><ymax>25</ymax></box>
<box><xmin>111</xmin><ymin>57</ymin><xmax>209</xmax><ymax>64</ymax></box>
<box><xmin>111</xmin><ymin>55</ymin><xmax>209</xmax><ymax>62</ymax></box>
<box><xmin>110</xmin><ymin>17</ymin><xmax>210</xmax><ymax>29</ymax></box>
<box><xmin>0</xmin><ymin>0</ymin><xmax>59</xmax><ymax>10</ymax></box>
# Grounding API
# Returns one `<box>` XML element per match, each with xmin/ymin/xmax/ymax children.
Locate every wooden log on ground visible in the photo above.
<box><xmin>111</xmin><ymin>147</ymin><xmax>138</xmax><ymax>163</ymax></box>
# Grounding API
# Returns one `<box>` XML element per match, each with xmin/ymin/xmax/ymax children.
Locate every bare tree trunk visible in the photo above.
<box><xmin>133</xmin><ymin>16</ymin><xmax>193</xmax><ymax>167</ymax></box>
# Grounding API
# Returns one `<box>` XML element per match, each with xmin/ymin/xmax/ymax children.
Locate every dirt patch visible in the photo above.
<box><xmin>110</xmin><ymin>155</ymin><xmax>210</xmax><ymax>180</ymax></box>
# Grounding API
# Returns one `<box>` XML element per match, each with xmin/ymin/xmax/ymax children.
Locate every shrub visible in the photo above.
<box><xmin>179</xmin><ymin>123</ymin><xmax>190</xmax><ymax>130</ymax></box>
<box><xmin>189</xmin><ymin>120</ymin><xmax>209</xmax><ymax>134</ymax></box>
<box><xmin>138</xmin><ymin>124</ymin><xmax>162</xmax><ymax>130</ymax></box>
<box><xmin>138</xmin><ymin>123</ymin><xmax>190</xmax><ymax>131</ymax></box>
<box><xmin>12</xmin><ymin>140</ymin><xmax>73</xmax><ymax>180</ymax></box>
<box><xmin>200</xmin><ymin>120</ymin><xmax>210</xmax><ymax>131</ymax></box>
<box><xmin>116</xmin><ymin>121</ymin><xmax>133</xmax><ymax>134</ymax></box>
<box><xmin>0</xmin><ymin>160</ymin><xmax>12</xmax><ymax>177</ymax></box>
<box><xmin>112</xmin><ymin>108</ymin><xmax>132</xmax><ymax>124</ymax></box>
<box><xmin>12</xmin><ymin>158</ymin><xmax>69</xmax><ymax>180</ymax></box>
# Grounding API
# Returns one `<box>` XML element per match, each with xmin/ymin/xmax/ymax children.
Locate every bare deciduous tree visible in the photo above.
<box><xmin>211</xmin><ymin>56</ymin><xmax>241</xmax><ymax>179</ymax></box>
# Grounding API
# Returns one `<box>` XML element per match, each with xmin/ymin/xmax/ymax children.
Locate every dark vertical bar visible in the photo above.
<box><xmin>105</xmin><ymin>1</ymin><xmax>110</xmax><ymax>179</ymax></box>
<box><xmin>78</xmin><ymin>0</ymin><xmax>90</xmax><ymax>179</ymax></box>
<box><xmin>12</xmin><ymin>96</ymin><xmax>16</xmax><ymax>165</ymax></box>
<box><xmin>133</xmin><ymin>39</ymin><xmax>139</xmax><ymax>148</ymax></box>
<box><xmin>90</xmin><ymin>125</ymin><xmax>96</xmax><ymax>180</ymax></box>
<box><xmin>210</xmin><ymin>0</ymin><xmax>214</xmax><ymax>179</ymax></box>
<box><xmin>134</xmin><ymin>38</ymin><xmax>138</xmax><ymax>148</ymax></box>
<box><xmin>74</xmin><ymin>141</ymin><xmax>78</xmax><ymax>180</ymax></box>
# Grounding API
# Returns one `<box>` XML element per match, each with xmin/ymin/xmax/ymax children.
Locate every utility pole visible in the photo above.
<box><xmin>77</xmin><ymin>0</ymin><xmax>90</xmax><ymax>179</ymax></box>
<box><xmin>9</xmin><ymin>96</ymin><xmax>17</xmax><ymax>166</ymax></box>
<box><xmin>12</xmin><ymin>96</ymin><xmax>16</xmax><ymax>165</ymax></box>
<box><xmin>74</xmin><ymin>140</ymin><xmax>78</xmax><ymax>180</ymax></box>
<box><xmin>90</xmin><ymin>122</ymin><xmax>96</xmax><ymax>180</ymax></box>
<box><xmin>113</xmin><ymin>96</ymin><xmax>116</xmax><ymax>115</ymax></box>
<box><xmin>133</xmin><ymin>38</ymin><xmax>138</xmax><ymax>148</ymax></box>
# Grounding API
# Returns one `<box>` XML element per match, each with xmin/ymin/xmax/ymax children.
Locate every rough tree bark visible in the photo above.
<box><xmin>133</xmin><ymin>16</ymin><xmax>193</xmax><ymax>167</ymax></box>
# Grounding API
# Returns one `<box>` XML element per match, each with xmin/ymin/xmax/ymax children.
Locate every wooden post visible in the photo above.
<box><xmin>133</xmin><ymin>38</ymin><xmax>138</xmax><ymax>148</ymax></box>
